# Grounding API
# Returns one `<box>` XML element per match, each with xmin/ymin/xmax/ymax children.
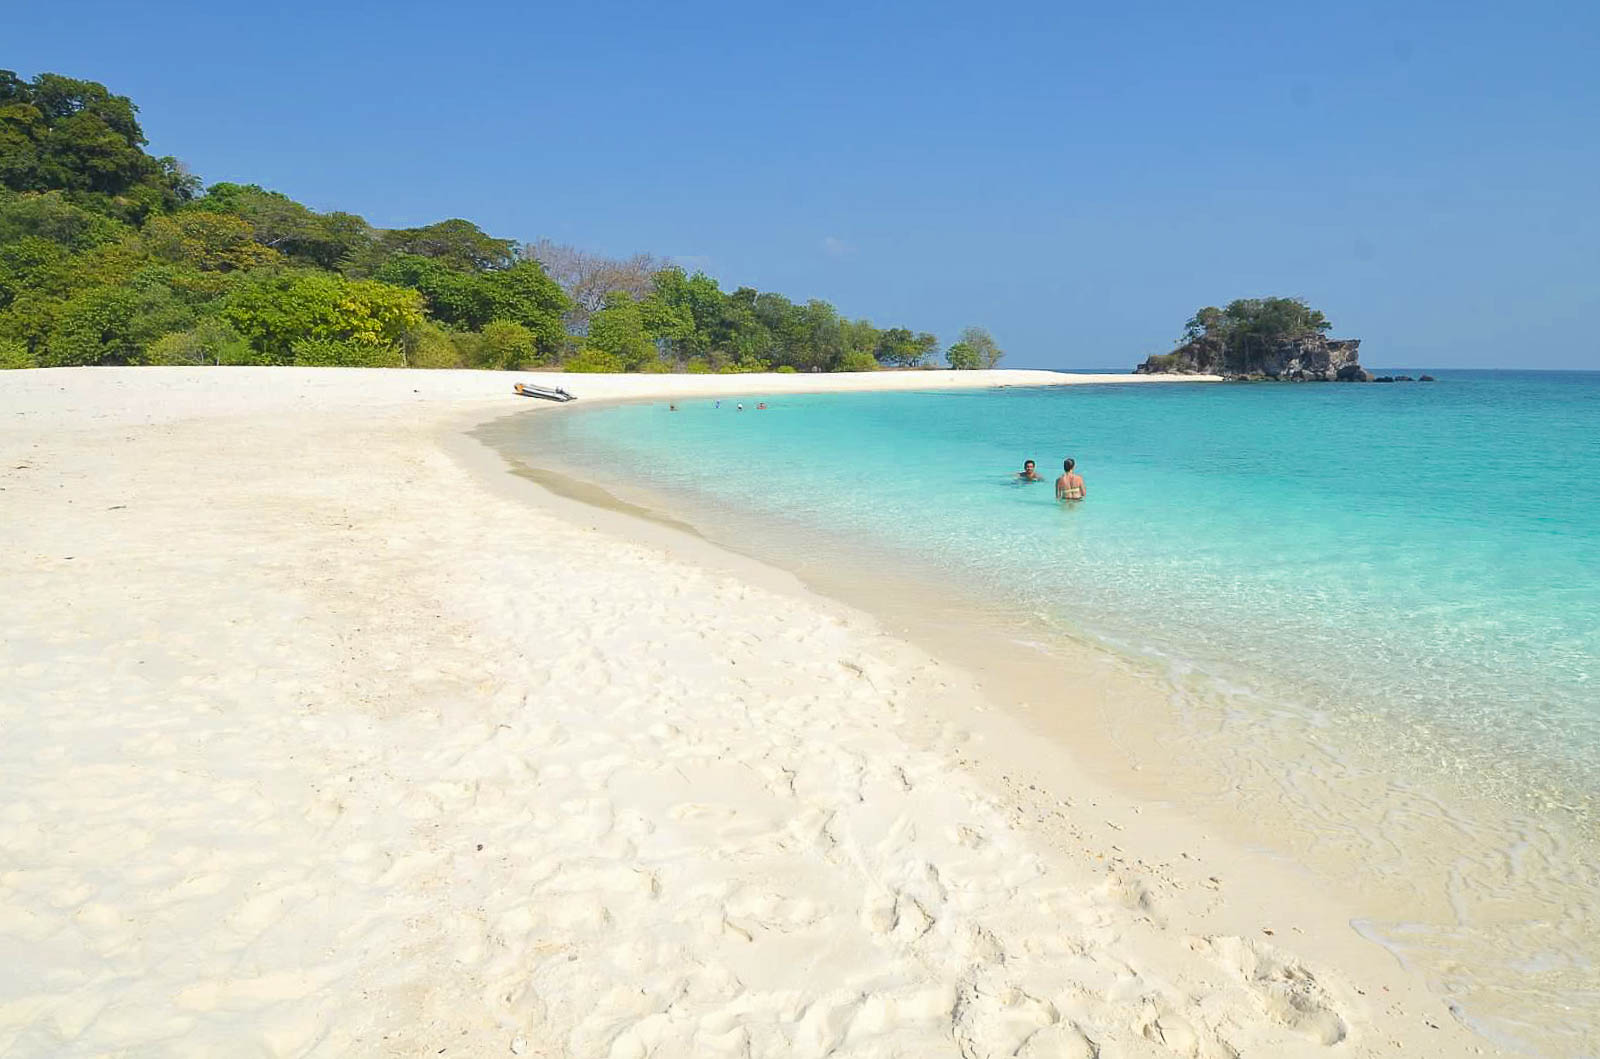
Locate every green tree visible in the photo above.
<box><xmin>651</xmin><ymin>266</ymin><xmax>726</xmax><ymax>356</ymax></box>
<box><xmin>41</xmin><ymin>281</ymin><xmax>193</xmax><ymax>366</ymax></box>
<box><xmin>482</xmin><ymin>260</ymin><xmax>569</xmax><ymax>354</ymax></box>
<box><xmin>0</xmin><ymin>71</ymin><xmax>195</xmax><ymax>220</ymax></box>
<box><xmin>473</xmin><ymin>319</ymin><xmax>538</xmax><ymax>370</ymax></box>
<box><xmin>195</xmin><ymin>183</ymin><xmax>372</xmax><ymax>269</ymax></box>
<box><xmin>145</xmin><ymin>318</ymin><xmax>256</xmax><ymax>365</ymax></box>
<box><xmin>562</xmin><ymin>347</ymin><xmax>625</xmax><ymax>373</ymax></box>
<box><xmin>290</xmin><ymin>337</ymin><xmax>404</xmax><ymax>367</ymax></box>
<box><xmin>143</xmin><ymin>212</ymin><xmax>279</xmax><ymax>272</ymax></box>
<box><xmin>221</xmin><ymin>271</ymin><xmax>424</xmax><ymax>362</ymax></box>
<box><xmin>753</xmin><ymin>292</ymin><xmax>804</xmax><ymax>367</ymax></box>
<box><xmin>0</xmin><ymin>335</ymin><xmax>32</xmax><ymax>369</ymax></box>
<box><xmin>795</xmin><ymin>299</ymin><xmax>845</xmax><ymax>371</ymax></box>
<box><xmin>1173</xmin><ymin>297</ymin><xmax>1334</xmax><ymax>373</ymax></box>
<box><xmin>715</xmin><ymin>286</ymin><xmax>767</xmax><ymax>363</ymax></box>
<box><xmin>875</xmin><ymin>327</ymin><xmax>938</xmax><ymax>367</ymax></box>
<box><xmin>1182</xmin><ymin>305</ymin><xmax>1224</xmax><ymax>341</ymax></box>
<box><xmin>0</xmin><ymin>287</ymin><xmax>61</xmax><ymax>355</ymax></box>
<box><xmin>374</xmin><ymin>254</ymin><xmax>494</xmax><ymax>328</ymax></box>
<box><xmin>1228</xmin><ymin>297</ymin><xmax>1329</xmax><ymax>337</ymax></box>
<box><xmin>402</xmin><ymin>319</ymin><xmax>464</xmax><ymax>369</ymax></box>
<box><xmin>0</xmin><ymin>237</ymin><xmax>159</xmax><ymax>357</ymax></box>
<box><xmin>638</xmin><ymin>292</ymin><xmax>694</xmax><ymax>355</ymax></box>
<box><xmin>837</xmin><ymin>347</ymin><xmax>879</xmax><ymax>371</ymax></box>
<box><xmin>0</xmin><ymin>236</ymin><xmax>68</xmax><ymax>309</ymax></box>
<box><xmin>25</xmin><ymin>236</ymin><xmax>146</xmax><ymax>302</ymax></box>
<box><xmin>0</xmin><ymin>189</ymin><xmax>130</xmax><ymax>250</ymax></box>
<box><xmin>371</xmin><ymin>255</ymin><xmax>568</xmax><ymax>356</ymax></box>
<box><xmin>1183</xmin><ymin>298</ymin><xmax>1330</xmax><ymax>344</ymax></box>
<box><xmin>721</xmin><ymin>354</ymin><xmax>771</xmax><ymax>373</ymax></box>
<box><xmin>351</xmin><ymin>218</ymin><xmax>515</xmax><ymax>274</ymax></box>
<box><xmin>954</xmin><ymin>325</ymin><xmax>1003</xmax><ymax>369</ymax></box>
<box><xmin>587</xmin><ymin>291</ymin><xmax>654</xmax><ymax>368</ymax></box>
<box><xmin>945</xmin><ymin>341</ymin><xmax>979</xmax><ymax>370</ymax></box>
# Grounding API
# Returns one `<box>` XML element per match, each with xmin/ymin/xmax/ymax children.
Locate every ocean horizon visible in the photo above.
<box><xmin>497</xmin><ymin>368</ymin><xmax>1600</xmax><ymax>1053</ymax></box>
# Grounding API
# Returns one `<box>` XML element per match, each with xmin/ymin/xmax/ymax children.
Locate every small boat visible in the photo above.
<box><xmin>513</xmin><ymin>382</ymin><xmax>576</xmax><ymax>402</ymax></box>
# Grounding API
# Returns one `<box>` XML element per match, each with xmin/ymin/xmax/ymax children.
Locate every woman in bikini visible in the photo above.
<box><xmin>1055</xmin><ymin>458</ymin><xmax>1086</xmax><ymax>501</ymax></box>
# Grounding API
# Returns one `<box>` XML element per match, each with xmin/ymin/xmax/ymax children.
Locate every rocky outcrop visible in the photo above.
<box><xmin>1136</xmin><ymin>335</ymin><xmax>1368</xmax><ymax>381</ymax></box>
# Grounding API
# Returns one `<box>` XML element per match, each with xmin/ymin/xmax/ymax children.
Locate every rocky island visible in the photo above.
<box><xmin>1136</xmin><ymin>297</ymin><xmax>1372</xmax><ymax>381</ymax></box>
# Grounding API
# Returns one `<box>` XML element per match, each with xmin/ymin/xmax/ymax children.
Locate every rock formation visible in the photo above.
<box><xmin>1136</xmin><ymin>334</ymin><xmax>1370</xmax><ymax>381</ymax></box>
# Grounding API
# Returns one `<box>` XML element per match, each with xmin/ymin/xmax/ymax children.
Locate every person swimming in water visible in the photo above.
<box><xmin>1017</xmin><ymin>459</ymin><xmax>1041</xmax><ymax>481</ymax></box>
<box><xmin>1056</xmin><ymin>458</ymin><xmax>1086</xmax><ymax>501</ymax></box>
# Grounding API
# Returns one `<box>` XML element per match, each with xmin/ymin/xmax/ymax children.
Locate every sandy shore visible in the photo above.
<box><xmin>0</xmin><ymin>367</ymin><xmax>1489</xmax><ymax>1057</ymax></box>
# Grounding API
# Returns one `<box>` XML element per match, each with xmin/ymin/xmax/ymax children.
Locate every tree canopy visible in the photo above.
<box><xmin>0</xmin><ymin>71</ymin><xmax>195</xmax><ymax>221</ymax></box>
<box><xmin>946</xmin><ymin>326</ymin><xmax>1003</xmax><ymax>369</ymax></box>
<box><xmin>1133</xmin><ymin>297</ymin><xmax>1339</xmax><ymax>375</ymax></box>
<box><xmin>1182</xmin><ymin>297</ymin><xmax>1331</xmax><ymax>344</ymax></box>
<box><xmin>0</xmin><ymin>70</ymin><xmax>1002</xmax><ymax>373</ymax></box>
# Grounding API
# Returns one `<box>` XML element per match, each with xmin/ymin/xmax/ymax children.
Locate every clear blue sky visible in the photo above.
<box><xmin>12</xmin><ymin>0</ymin><xmax>1598</xmax><ymax>368</ymax></box>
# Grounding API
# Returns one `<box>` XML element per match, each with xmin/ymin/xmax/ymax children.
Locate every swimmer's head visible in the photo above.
<box><xmin>1063</xmin><ymin>458</ymin><xmax>1075</xmax><ymax>472</ymax></box>
<box><xmin>1024</xmin><ymin>460</ymin><xmax>1035</xmax><ymax>472</ymax></box>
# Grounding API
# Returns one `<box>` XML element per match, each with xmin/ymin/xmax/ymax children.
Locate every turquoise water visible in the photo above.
<box><xmin>503</xmin><ymin>371</ymin><xmax>1600</xmax><ymax>1050</ymax></box>
<box><xmin>526</xmin><ymin>372</ymin><xmax>1600</xmax><ymax>806</ymax></box>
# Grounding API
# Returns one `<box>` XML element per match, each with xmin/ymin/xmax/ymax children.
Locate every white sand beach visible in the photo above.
<box><xmin>0</xmin><ymin>367</ymin><xmax>1490</xmax><ymax>1058</ymax></box>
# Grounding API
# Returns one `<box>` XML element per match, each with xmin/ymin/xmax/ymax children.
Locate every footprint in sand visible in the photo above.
<box><xmin>952</xmin><ymin>981</ymin><xmax>1065</xmax><ymax>1059</ymax></box>
<box><xmin>1190</xmin><ymin>935</ymin><xmax>1347</xmax><ymax>1045</ymax></box>
<box><xmin>1016</xmin><ymin>1022</ymin><xmax>1100</xmax><ymax>1059</ymax></box>
<box><xmin>793</xmin><ymin>989</ymin><xmax>864</xmax><ymax>1057</ymax></box>
<box><xmin>1136</xmin><ymin>998</ymin><xmax>1237</xmax><ymax>1059</ymax></box>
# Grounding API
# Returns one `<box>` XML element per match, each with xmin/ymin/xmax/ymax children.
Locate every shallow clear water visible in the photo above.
<box><xmin>505</xmin><ymin>371</ymin><xmax>1600</xmax><ymax>1050</ymax></box>
<box><xmin>531</xmin><ymin>372</ymin><xmax>1600</xmax><ymax>804</ymax></box>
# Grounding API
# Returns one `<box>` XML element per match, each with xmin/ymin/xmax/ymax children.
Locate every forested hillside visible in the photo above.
<box><xmin>1</xmin><ymin>71</ymin><xmax>999</xmax><ymax>372</ymax></box>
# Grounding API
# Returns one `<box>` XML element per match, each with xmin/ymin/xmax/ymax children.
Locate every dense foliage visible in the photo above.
<box><xmin>1136</xmin><ymin>297</ymin><xmax>1335</xmax><ymax>375</ymax></box>
<box><xmin>1181</xmin><ymin>297</ymin><xmax>1330</xmax><ymax>345</ymax></box>
<box><xmin>1</xmin><ymin>70</ymin><xmax>1000</xmax><ymax>372</ymax></box>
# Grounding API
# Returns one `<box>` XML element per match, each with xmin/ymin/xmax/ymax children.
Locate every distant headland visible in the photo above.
<box><xmin>1136</xmin><ymin>298</ymin><xmax>1376</xmax><ymax>381</ymax></box>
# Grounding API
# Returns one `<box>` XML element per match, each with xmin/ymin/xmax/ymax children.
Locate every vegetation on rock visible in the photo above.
<box><xmin>1137</xmin><ymin>297</ymin><xmax>1365</xmax><ymax>380</ymax></box>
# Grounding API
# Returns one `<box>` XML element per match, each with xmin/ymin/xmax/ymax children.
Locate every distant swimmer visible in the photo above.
<box><xmin>669</xmin><ymin>404</ymin><xmax>678</xmax><ymax>412</ymax></box>
<box><xmin>756</xmin><ymin>402</ymin><xmax>768</xmax><ymax>410</ymax></box>
<box><xmin>1017</xmin><ymin>459</ymin><xmax>1041</xmax><ymax>482</ymax></box>
<box><xmin>1056</xmin><ymin>458</ymin><xmax>1086</xmax><ymax>501</ymax></box>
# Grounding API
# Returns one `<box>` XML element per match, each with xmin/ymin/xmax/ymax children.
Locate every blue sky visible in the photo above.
<box><xmin>11</xmin><ymin>0</ymin><xmax>1598</xmax><ymax>368</ymax></box>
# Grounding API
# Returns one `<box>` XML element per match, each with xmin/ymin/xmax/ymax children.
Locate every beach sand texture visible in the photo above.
<box><xmin>0</xmin><ymin>368</ymin><xmax>1483</xmax><ymax>1057</ymax></box>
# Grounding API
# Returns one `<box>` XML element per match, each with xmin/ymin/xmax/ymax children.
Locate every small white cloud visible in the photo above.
<box><xmin>821</xmin><ymin>236</ymin><xmax>855</xmax><ymax>257</ymax></box>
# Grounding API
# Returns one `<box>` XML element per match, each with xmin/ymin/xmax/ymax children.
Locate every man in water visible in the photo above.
<box><xmin>1017</xmin><ymin>459</ymin><xmax>1041</xmax><ymax>481</ymax></box>
<box><xmin>1056</xmin><ymin>458</ymin><xmax>1086</xmax><ymax>501</ymax></box>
